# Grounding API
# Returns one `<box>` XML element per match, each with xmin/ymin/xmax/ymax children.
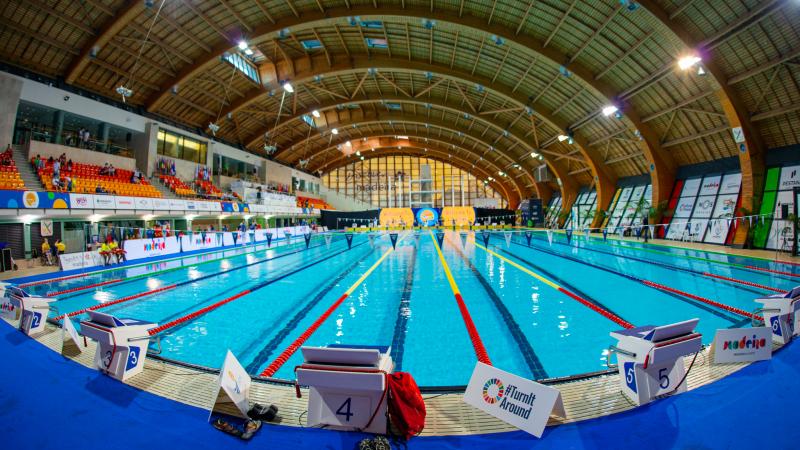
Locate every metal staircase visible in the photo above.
<box><xmin>11</xmin><ymin>145</ymin><xmax>44</xmax><ymax>191</ymax></box>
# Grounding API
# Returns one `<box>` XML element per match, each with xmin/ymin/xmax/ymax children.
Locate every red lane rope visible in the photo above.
<box><xmin>47</xmin><ymin>278</ymin><xmax>123</xmax><ymax>297</ymax></box>
<box><xmin>54</xmin><ymin>284</ymin><xmax>177</xmax><ymax>320</ymax></box>
<box><xmin>702</xmin><ymin>272</ymin><xmax>787</xmax><ymax>293</ymax></box>
<box><xmin>454</xmin><ymin>293</ymin><xmax>492</xmax><ymax>365</ymax></box>
<box><xmin>745</xmin><ymin>266</ymin><xmax>800</xmax><ymax>278</ymax></box>
<box><xmin>557</xmin><ymin>287</ymin><xmax>635</xmax><ymax>329</ymax></box>
<box><xmin>148</xmin><ymin>290</ymin><xmax>252</xmax><ymax>336</ymax></box>
<box><xmin>260</xmin><ymin>293</ymin><xmax>349</xmax><ymax>377</ymax></box>
<box><xmin>642</xmin><ymin>280</ymin><xmax>762</xmax><ymax>321</ymax></box>
<box><xmin>19</xmin><ymin>272</ymin><xmax>95</xmax><ymax>288</ymax></box>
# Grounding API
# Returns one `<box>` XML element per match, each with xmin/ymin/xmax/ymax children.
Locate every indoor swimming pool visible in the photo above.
<box><xmin>16</xmin><ymin>230</ymin><xmax>800</xmax><ymax>387</ymax></box>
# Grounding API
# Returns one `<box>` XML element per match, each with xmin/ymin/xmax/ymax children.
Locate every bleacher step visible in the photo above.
<box><xmin>12</xmin><ymin>145</ymin><xmax>44</xmax><ymax>191</ymax></box>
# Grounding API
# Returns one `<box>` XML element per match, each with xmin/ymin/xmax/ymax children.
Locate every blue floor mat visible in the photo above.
<box><xmin>1</xmin><ymin>319</ymin><xmax>799</xmax><ymax>449</ymax></box>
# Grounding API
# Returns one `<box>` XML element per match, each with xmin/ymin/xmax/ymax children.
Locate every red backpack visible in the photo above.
<box><xmin>386</xmin><ymin>372</ymin><xmax>426</xmax><ymax>440</ymax></box>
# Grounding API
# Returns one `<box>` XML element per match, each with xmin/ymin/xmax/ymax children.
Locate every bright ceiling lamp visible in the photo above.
<box><xmin>238</xmin><ymin>41</ymin><xmax>248</xmax><ymax>50</ymax></box>
<box><xmin>282</xmin><ymin>81</ymin><xmax>294</xmax><ymax>93</ymax></box>
<box><xmin>311</xmin><ymin>110</ymin><xmax>321</xmax><ymax>118</ymax></box>
<box><xmin>557</xmin><ymin>134</ymin><xmax>569</xmax><ymax>142</ymax></box>
<box><xmin>602</xmin><ymin>105</ymin><xmax>619</xmax><ymax>116</ymax></box>
<box><xmin>397</xmin><ymin>135</ymin><xmax>409</xmax><ymax>139</ymax></box>
<box><xmin>331</xmin><ymin>128</ymin><xmax>339</xmax><ymax>135</ymax></box>
<box><xmin>678</xmin><ymin>54</ymin><xmax>702</xmax><ymax>71</ymax></box>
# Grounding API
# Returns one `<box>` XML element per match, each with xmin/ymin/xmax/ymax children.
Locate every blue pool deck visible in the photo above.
<box><xmin>1</xmin><ymin>317</ymin><xmax>799</xmax><ymax>449</ymax></box>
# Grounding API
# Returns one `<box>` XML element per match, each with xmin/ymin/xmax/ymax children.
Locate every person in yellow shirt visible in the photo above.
<box><xmin>41</xmin><ymin>238</ymin><xmax>53</xmax><ymax>266</ymax></box>
<box><xmin>108</xmin><ymin>240</ymin><xmax>124</xmax><ymax>264</ymax></box>
<box><xmin>99</xmin><ymin>242</ymin><xmax>111</xmax><ymax>266</ymax></box>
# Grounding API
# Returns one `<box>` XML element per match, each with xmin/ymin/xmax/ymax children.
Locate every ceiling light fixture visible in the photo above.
<box><xmin>678</xmin><ymin>54</ymin><xmax>702</xmax><ymax>71</ymax></box>
<box><xmin>311</xmin><ymin>110</ymin><xmax>321</xmax><ymax>118</ymax></box>
<box><xmin>282</xmin><ymin>81</ymin><xmax>294</xmax><ymax>93</ymax></box>
<box><xmin>602</xmin><ymin>105</ymin><xmax>619</xmax><ymax>117</ymax></box>
<box><xmin>331</xmin><ymin>128</ymin><xmax>338</xmax><ymax>135</ymax></box>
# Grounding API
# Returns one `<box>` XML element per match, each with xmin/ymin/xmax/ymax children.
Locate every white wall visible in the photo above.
<box><xmin>28</xmin><ymin>141</ymin><xmax>137</xmax><ymax>172</ymax></box>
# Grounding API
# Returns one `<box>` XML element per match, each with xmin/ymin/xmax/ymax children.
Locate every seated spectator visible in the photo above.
<box><xmin>52</xmin><ymin>175</ymin><xmax>62</xmax><ymax>191</ymax></box>
<box><xmin>53</xmin><ymin>159</ymin><xmax>60</xmax><ymax>176</ymax></box>
<box><xmin>41</xmin><ymin>238</ymin><xmax>53</xmax><ymax>266</ymax></box>
<box><xmin>99</xmin><ymin>163</ymin><xmax>109</xmax><ymax>175</ymax></box>
<box><xmin>109</xmin><ymin>239</ymin><xmax>125</xmax><ymax>263</ymax></box>
<box><xmin>109</xmin><ymin>164</ymin><xmax>116</xmax><ymax>176</ymax></box>
<box><xmin>99</xmin><ymin>241</ymin><xmax>112</xmax><ymax>265</ymax></box>
<box><xmin>47</xmin><ymin>156</ymin><xmax>54</xmax><ymax>164</ymax></box>
<box><xmin>65</xmin><ymin>176</ymin><xmax>74</xmax><ymax>192</ymax></box>
<box><xmin>95</xmin><ymin>184</ymin><xmax>106</xmax><ymax>194</ymax></box>
<box><xmin>66</xmin><ymin>159</ymin><xmax>73</xmax><ymax>172</ymax></box>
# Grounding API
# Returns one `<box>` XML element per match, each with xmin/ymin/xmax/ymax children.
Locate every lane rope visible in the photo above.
<box><xmin>259</xmin><ymin>233</ymin><xmax>405</xmax><ymax>378</ymax></box>
<box><xmin>429</xmin><ymin>231</ymin><xmax>491</xmax><ymax>366</ymax></box>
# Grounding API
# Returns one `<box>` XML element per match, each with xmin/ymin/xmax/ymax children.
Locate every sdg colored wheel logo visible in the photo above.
<box><xmin>482</xmin><ymin>378</ymin><xmax>505</xmax><ymax>404</ymax></box>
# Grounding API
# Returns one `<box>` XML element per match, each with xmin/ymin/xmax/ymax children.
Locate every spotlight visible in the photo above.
<box><xmin>602</xmin><ymin>105</ymin><xmax>619</xmax><ymax>117</ymax></box>
<box><xmin>282</xmin><ymin>81</ymin><xmax>294</xmax><ymax>93</ymax></box>
<box><xmin>208</xmin><ymin>122</ymin><xmax>220</xmax><ymax>135</ymax></box>
<box><xmin>557</xmin><ymin>135</ymin><xmax>569</xmax><ymax>142</ymax></box>
<box><xmin>678</xmin><ymin>54</ymin><xmax>702</xmax><ymax>71</ymax></box>
<box><xmin>238</xmin><ymin>41</ymin><xmax>248</xmax><ymax>50</ymax></box>
<box><xmin>331</xmin><ymin>128</ymin><xmax>338</xmax><ymax>135</ymax></box>
<box><xmin>311</xmin><ymin>110</ymin><xmax>321</xmax><ymax>118</ymax></box>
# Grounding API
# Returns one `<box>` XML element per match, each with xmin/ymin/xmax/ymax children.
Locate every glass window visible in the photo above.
<box><xmin>157</xmin><ymin>129</ymin><xmax>207</xmax><ymax>163</ymax></box>
<box><xmin>222</xmin><ymin>52</ymin><xmax>260</xmax><ymax>84</ymax></box>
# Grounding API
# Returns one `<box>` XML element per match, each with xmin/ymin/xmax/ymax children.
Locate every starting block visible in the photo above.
<box><xmin>9</xmin><ymin>290</ymin><xmax>56</xmax><ymax>337</ymax></box>
<box><xmin>755</xmin><ymin>286</ymin><xmax>800</xmax><ymax>344</ymax></box>
<box><xmin>608</xmin><ymin>319</ymin><xmax>702</xmax><ymax>406</ymax></box>
<box><xmin>80</xmin><ymin>311</ymin><xmax>157</xmax><ymax>382</ymax></box>
<box><xmin>295</xmin><ymin>345</ymin><xmax>393</xmax><ymax>434</ymax></box>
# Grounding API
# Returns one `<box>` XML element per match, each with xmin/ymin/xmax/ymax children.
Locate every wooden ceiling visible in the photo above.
<box><xmin>1</xmin><ymin>0</ymin><xmax>798</xmax><ymax>205</ymax></box>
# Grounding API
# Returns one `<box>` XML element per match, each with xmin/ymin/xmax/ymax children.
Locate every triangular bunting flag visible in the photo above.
<box><xmin>345</xmin><ymin>233</ymin><xmax>354</xmax><ymax>249</ymax></box>
<box><xmin>368</xmin><ymin>234</ymin><xmax>375</xmax><ymax>248</ymax></box>
<box><xmin>414</xmin><ymin>233</ymin><xmax>421</xmax><ymax>243</ymax></box>
<box><xmin>565</xmin><ymin>229</ymin><xmax>573</xmax><ymax>244</ymax></box>
<box><xmin>284</xmin><ymin>232</ymin><xmax>292</xmax><ymax>245</ymax></box>
<box><xmin>324</xmin><ymin>233</ymin><xmax>333</xmax><ymax>248</ymax></box>
<box><xmin>481</xmin><ymin>231</ymin><xmax>490</xmax><ymax>246</ymax></box>
<box><xmin>524</xmin><ymin>231</ymin><xmax>532</xmax><ymax>247</ymax></box>
<box><xmin>460</xmin><ymin>232</ymin><xmax>468</xmax><ymax>247</ymax></box>
<box><xmin>266</xmin><ymin>232</ymin><xmax>273</xmax><ymax>247</ymax></box>
<box><xmin>546</xmin><ymin>229</ymin><xmax>553</xmax><ymax>246</ymax></box>
<box><xmin>390</xmin><ymin>233</ymin><xmax>398</xmax><ymax>249</ymax></box>
<box><xmin>304</xmin><ymin>233</ymin><xmax>311</xmax><ymax>248</ymax></box>
<box><xmin>436</xmin><ymin>232</ymin><xmax>445</xmax><ymax>248</ymax></box>
<box><xmin>503</xmin><ymin>231</ymin><xmax>512</xmax><ymax>247</ymax></box>
<box><xmin>232</xmin><ymin>232</ymin><xmax>238</xmax><ymax>245</ymax></box>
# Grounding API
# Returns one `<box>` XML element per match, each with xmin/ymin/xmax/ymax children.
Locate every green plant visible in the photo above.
<box><xmin>648</xmin><ymin>200</ymin><xmax>669</xmax><ymax>221</ymax></box>
<box><xmin>738</xmin><ymin>197</ymin><xmax>763</xmax><ymax>249</ymax></box>
<box><xmin>557</xmin><ymin>210</ymin><xmax>571</xmax><ymax>227</ymax></box>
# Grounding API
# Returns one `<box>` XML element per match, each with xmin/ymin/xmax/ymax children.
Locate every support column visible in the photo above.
<box><xmin>23</xmin><ymin>223</ymin><xmax>31</xmax><ymax>260</ymax></box>
<box><xmin>134</xmin><ymin>122</ymin><xmax>159</xmax><ymax>175</ymax></box>
<box><xmin>0</xmin><ymin>72</ymin><xmax>23</xmax><ymax>148</ymax></box>
<box><xmin>98</xmin><ymin>122</ymin><xmax>110</xmax><ymax>152</ymax></box>
<box><xmin>52</xmin><ymin>110</ymin><xmax>65</xmax><ymax>144</ymax></box>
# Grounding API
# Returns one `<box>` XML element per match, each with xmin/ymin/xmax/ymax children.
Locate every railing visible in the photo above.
<box><xmin>24</xmin><ymin>129</ymin><xmax>133</xmax><ymax>158</ymax></box>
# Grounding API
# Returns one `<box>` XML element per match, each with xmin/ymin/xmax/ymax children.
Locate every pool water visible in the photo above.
<box><xmin>24</xmin><ymin>230</ymin><xmax>800</xmax><ymax>387</ymax></box>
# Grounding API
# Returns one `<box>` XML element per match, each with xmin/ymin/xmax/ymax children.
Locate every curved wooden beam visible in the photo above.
<box><xmin>313</xmin><ymin>139</ymin><xmax>517</xmax><ymax>207</ymax></box>
<box><xmin>282</xmin><ymin>119</ymin><xmax>529</xmax><ymax>199</ymax></box>
<box><xmin>636</xmin><ymin>0</ymin><xmax>766</xmax><ymax>245</ymax></box>
<box><xmin>65</xmin><ymin>1</ymin><xmax>144</xmax><ymax>84</ymax></box>
<box><xmin>214</xmin><ymin>54</ymin><xmax>615</xmax><ymax>212</ymax></box>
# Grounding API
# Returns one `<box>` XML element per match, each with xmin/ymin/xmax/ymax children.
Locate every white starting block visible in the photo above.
<box><xmin>608</xmin><ymin>319</ymin><xmax>702</xmax><ymax>406</ymax></box>
<box><xmin>755</xmin><ymin>286</ymin><xmax>800</xmax><ymax>344</ymax></box>
<box><xmin>80</xmin><ymin>311</ymin><xmax>157</xmax><ymax>382</ymax></box>
<box><xmin>9</xmin><ymin>290</ymin><xmax>56</xmax><ymax>337</ymax></box>
<box><xmin>295</xmin><ymin>345</ymin><xmax>393</xmax><ymax>434</ymax></box>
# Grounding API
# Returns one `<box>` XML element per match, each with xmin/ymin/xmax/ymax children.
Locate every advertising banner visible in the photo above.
<box><xmin>69</xmin><ymin>193</ymin><xmax>94</xmax><ymax>209</ymax></box>
<box><xmin>0</xmin><ymin>190</ymin><xmax>70</xmax><ymax>209</ymax></box>
<box><xmin>93</xmin><ymin>195</ymin><xmax>115</xmax><ymax>209</ymax></box>
<box><xmin>114</xmin><ymin>196</ymin><xmax>136</xmax><ymax>210</ymax></box>
<box><xmin>712</xmin><ymin>327</ymin><xmax>772</xmax><ymax>363</ymax></box>
<box><xmin>124</xmin><ymin>236</ymin><xmax>180</xmax><ymax>261</ymax></box>
<box><xmin>58</xmin><ymin>251</ymin><xmax>105</xmax><ymax>271</ymax></box>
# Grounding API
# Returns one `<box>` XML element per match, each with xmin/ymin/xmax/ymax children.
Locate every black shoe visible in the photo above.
<box><xmin>247</xmin><ymin>403</ymin><xmax>278</xmax><ymax>422</ymax></box>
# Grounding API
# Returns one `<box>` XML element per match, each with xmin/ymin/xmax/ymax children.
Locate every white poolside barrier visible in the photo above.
<box><xmin>755</xmin><ymin>286</ymin><xmax>800</xmax><ymax>344</ymax></box>
<box><xmin>295</xmin><ymin>345</ymin><xmax>393</xmax><ymax>434</ymax></box>
<box><xmin>608</xmin><ymin>319</ymin><xmax>702</xmax><ymax>406</ymax></box>
<box><xmin>80</xmin><ymin>311</ymin><xmax>157</xmax><ymax>382</ymax></box>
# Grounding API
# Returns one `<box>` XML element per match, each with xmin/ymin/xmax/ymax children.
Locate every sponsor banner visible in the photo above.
<box><xmin>114</xmin><ymin>196</ymin><xmax>137</xmax><ymax>210</ymax></box>
<box><xmin>712</xmin><ymin>327</ymin><xmax>772</xmax><ymax>363</ymax></box>
<box><xmin>416</xmin><ymin>207</ymin><xmax>439</xmax><ymax>226</ymax></box>
<box><xmin>767</xmin><ymin>190</ymin><xmax>794</xmax><ymax>250</ymax></box>
<box><xmin>58</xmin><ymin>251</ymin><xmax>105</xmax><ymax>271</ymax></box>
<box><xmin>692</xmin><ymin>196</ymin><xmax>716</xmax><ymax>218</ymax></box>
<box><xmin>719</xmin><ymin>172</ymin><xmax>742</xmax><ymax>195</ymax></box>
<box><xmin>673</xmin><ymin>196</ymin><xmax>697</xmax><ymax>218</ymax></box>
<box><xmin>168</xmin><ymin>199</ymin><xmax>186</xmax><ymax>210</ymax></box>
<box><xmin>93</xmin><ymin>195</ymin><xmax>115</xmax><ymax>209</ymax></box>
<box><xmin>221</xmin><ymin>202</ymin><xmax>250</xmax><ymax>213</ymax></box>
<box><xmin>123</xmin><ymin>258</ymin><xmax>184</xmax><ymax>278</ymax></box>
<box><xmin>698</xmin><ymin>175</ymin><xmax>722</xmax><ymax>196</ymax></box>
<box><xmin>0</xmin><ymin>190</ymin><xmax>70</xmax><ymax>209</ymax></box>
<box><xmin>184</xmin><ymin>200</ymin><xmax>198</xmax><ymax>211</ymax></box>
<box><xmin>704</xmin><ymin>193</ymin><xmax>740</xmax><ymax>244</ymax></box>
<box><xmin>134</xmin><ymin>196</ymin><xmax>154</xmax><ymax>210</ymax></box>
<box><xmin>778</xmin><ymin>165</ymin><xmax>800</xmax><ymax>190</ymax></box>
<box><xmin>250</xmin><ymin>203</ymin><xmax>267</xmax><ymax>213</ymax></box>
<box><xmin>464</xmin><ymin>362</ymin><xmax>564</xmax><ymax>438</ymax></box>
<box><xmin>124</xmin><ymin>236</ymin><xmax>180</xmax><ymax>261</ymax></box>
<box><xmin>69</xmin><ymin>193</ymin><xmax>95</xmax><ymax>209</ymax></box>
<box><xmin>180</xmin><ymin>233</ymin><xmax>217</xmax><ymax>252</ymax></box>
<box><xmin>152</xmin><ymin>198</ymin><xmax>171</xmax><ymax>210</ymax></box>
<box><xmin>681</xmin><ymin>177</ymin><xmax>702</xmax><ymax>197</ymax></box>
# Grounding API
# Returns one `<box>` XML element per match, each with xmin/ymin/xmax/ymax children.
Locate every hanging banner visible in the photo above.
<box><xmin>389</xmin><ymin>233</ymin><xmax>398</xmax><ymax>249</ymax></box>
<box><xmin>464</xmin><ymin>362</ymin><xmax>564</xmax><ymax>438</ymax></box>
<box><xmin>436</xmin><ymin>232</ymin><xmax>445</xmax><ymax>248</ymax></box>
<box><xmin>481</xmin><ymin>231</ymin><xmax>490</xmax><ymax>246</ymax></box>
<box><xmin>524</xmin><ymin>231</ymin><xmax>532</xmax><ymax>247</ymax></box>
<box><xmin>304</xmin><ymin>233</ymin><xmax>312</xmax><ymax>248</ymax></box>
<box><xmin>503</xmin><ymin>231</ymin><xmax>512</xmax><ymax>247</ymax></box>
<box><xmin>324</xmin><ymin>233</ymin><xmax>333</xmax><ymax>248</ymax></box>
<box><xmin>565</xmin><ymin>229</ymin><xmax>573</xmax><ymax>244</ymax></box>
<box><xmin>266</xmin><ymin>232</ymin><xmax>273</xmax><ymax>248</ymax></box>
<box><xmin>460</xmin><ymin>232</ymin><xmax>468</xmax><ymax>248</ymax></box>
<box><xmin>546</xmin><ymin>229</ymin><xmax>553</xmax><ymax>246</ymax></box>
<box><xmin>345</xmin><ymin>233</ymin><xmax>354</xmax><ymax>249</ymax></box>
